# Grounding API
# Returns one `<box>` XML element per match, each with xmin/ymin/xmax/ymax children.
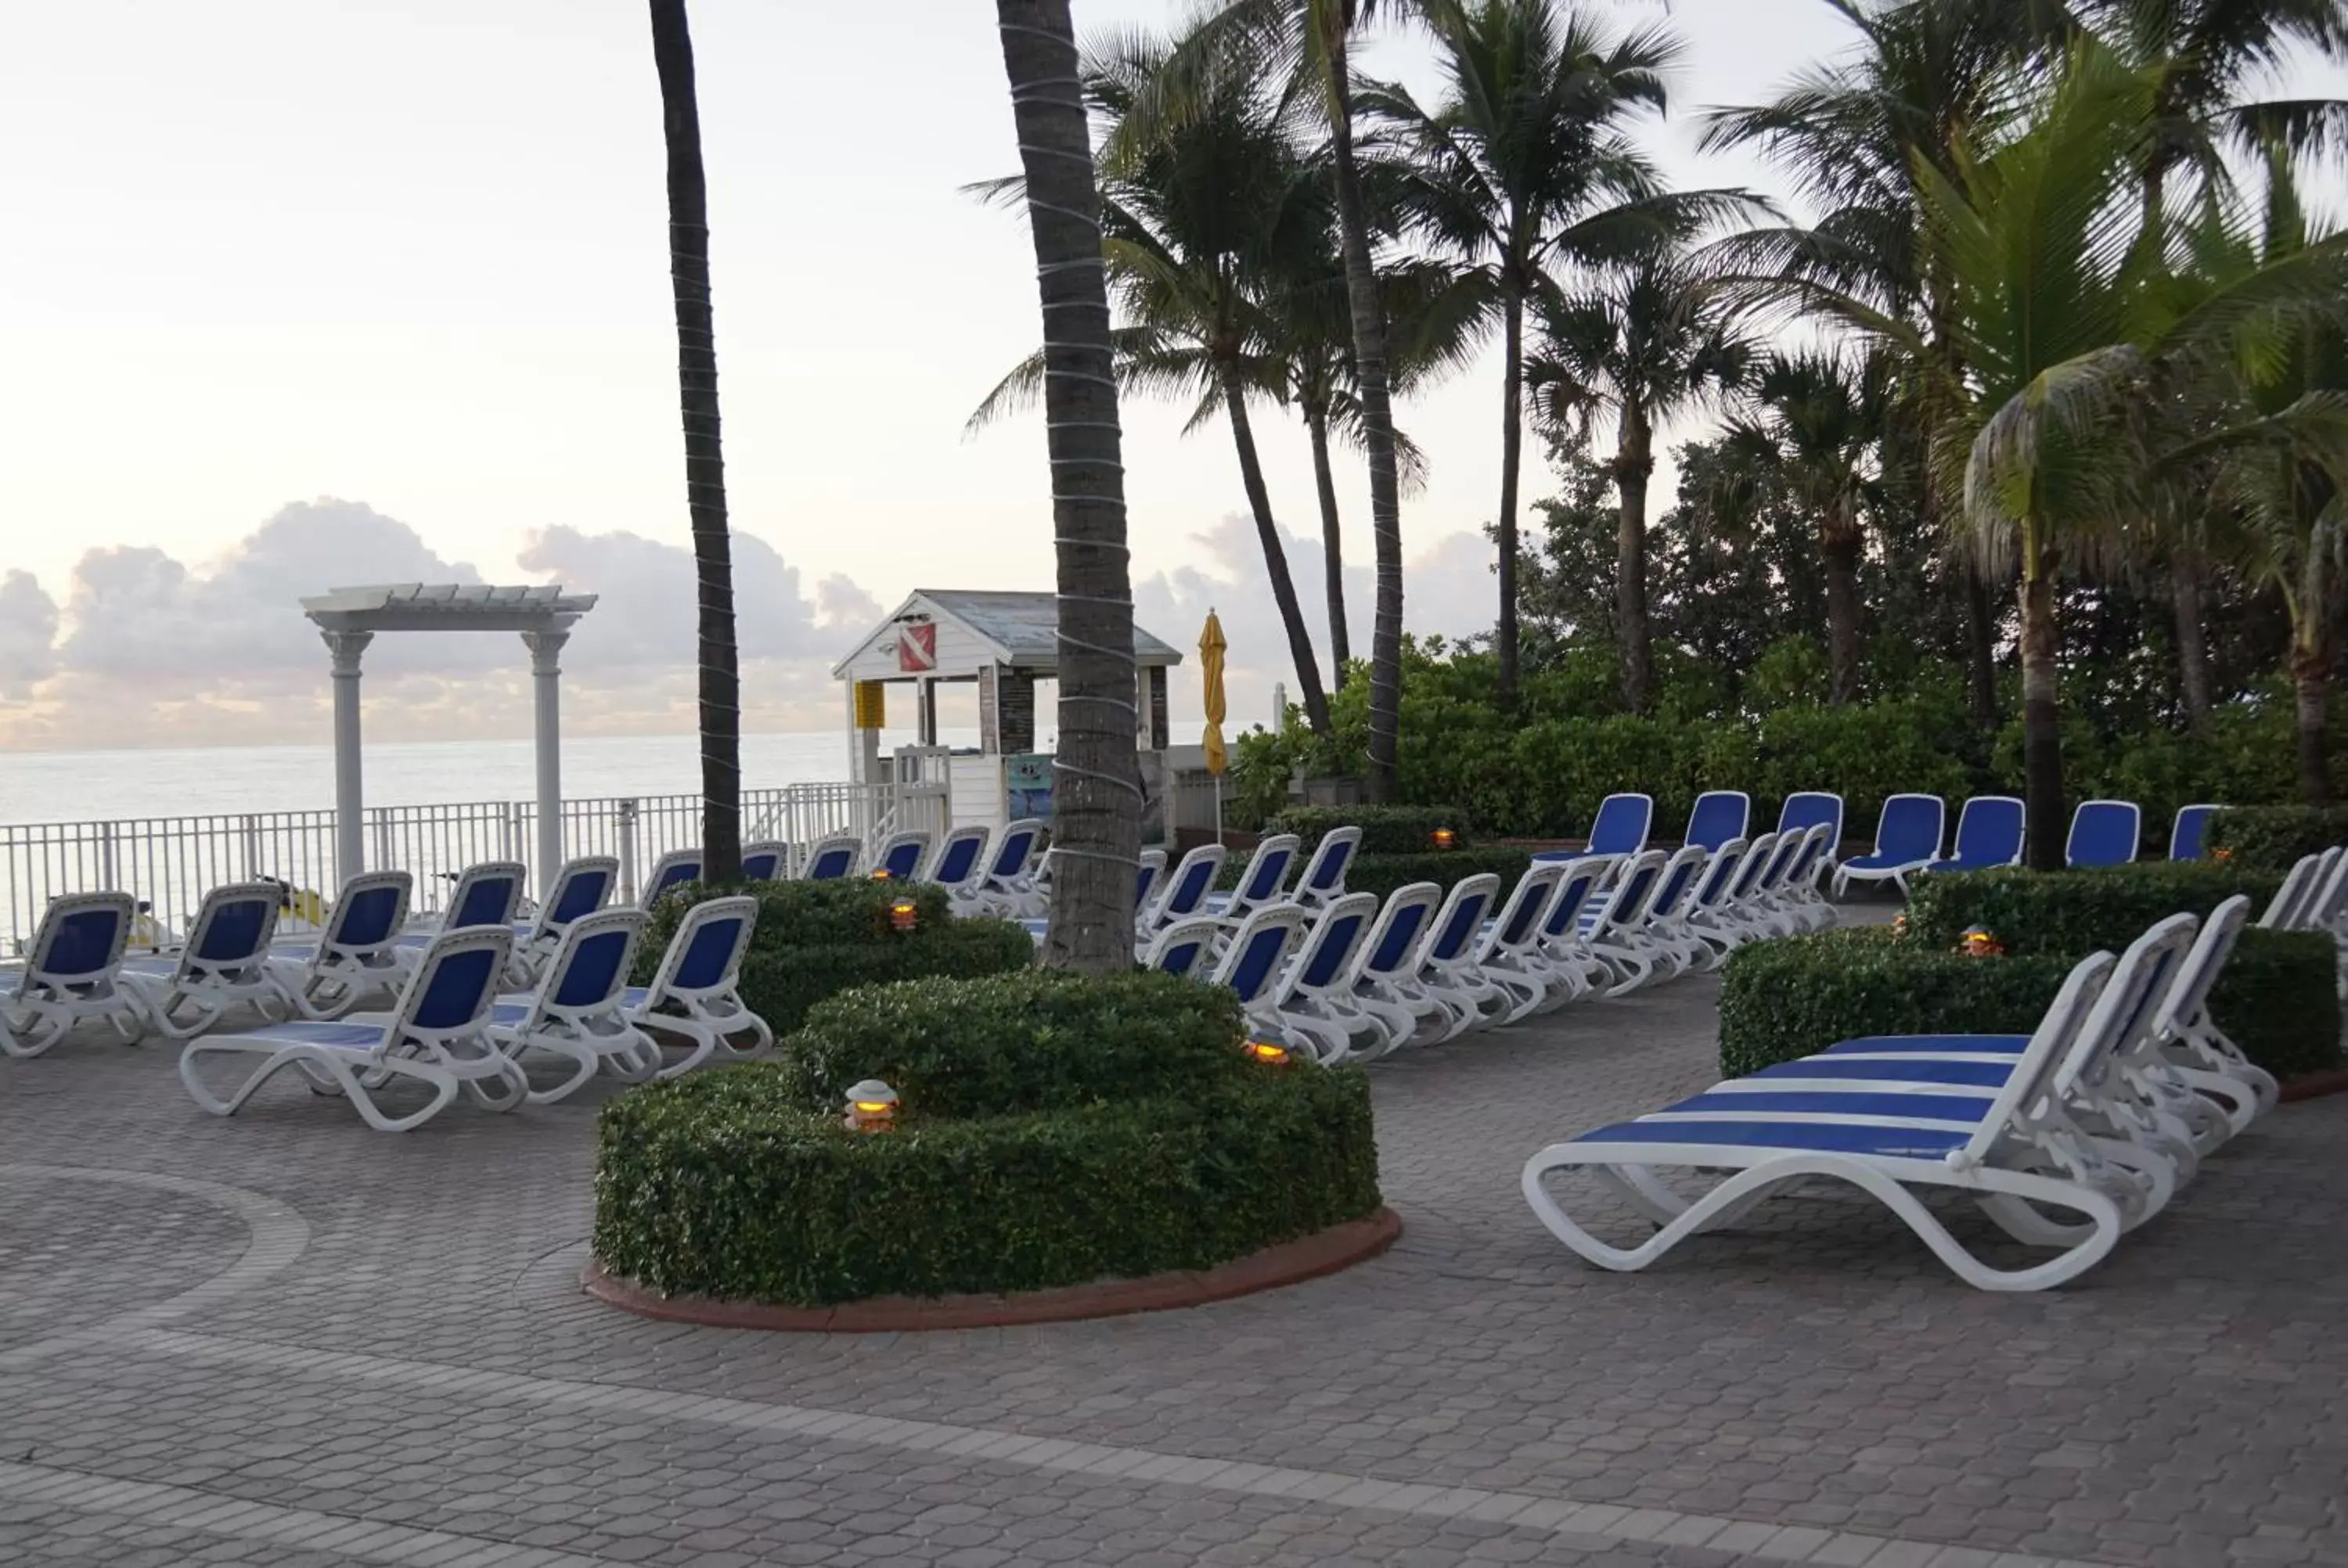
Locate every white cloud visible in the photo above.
<box><xmin>0</xmin><ymin>570</ymin><xmax>59</xmax><ymax>696</ymax></box>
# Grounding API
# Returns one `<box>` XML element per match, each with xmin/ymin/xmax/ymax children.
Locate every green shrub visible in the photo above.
<box><xmin>1264</xmin><ymin>804</ymin><xmax>1470</xmax><ymax>856</ymax></box>
<box><xmin>1718</xmin><ymin>925</ymin><xmax>2340</xmax><ymax>1081</ymax></box>
<box><xmin>1903</xmin><ymin>863</ymin><xmax>2283</xmax><ymax>955</ymax></box>
<box><xmin>592</xmin><ymin>969</ymin><xmax>1384</xmax><ymax>1306</ymax></box>
<box><xmin>1349</xmin><ymin>847</ymin><xmax>1532</xmax><ymax>904</ymax></box>
<box><xmin>2206</xmin><ymin>806</ymin><xmax>2348</xmax><ymax>872</ymax></box>
<box><xmin>783</xmin><ymin>969</ymin><xmax>1245</xmax><ymax>1120</ymax></box>
<box><xmin>644</xmin><ymin>879</ymin><xmax>1034</xmax><ymax>1036</ymax></box>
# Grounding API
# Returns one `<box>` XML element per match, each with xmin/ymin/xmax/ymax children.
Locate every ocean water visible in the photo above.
<box><xmin>0</xmin><ymin>730</ymin><xmax>980</xmax><ymax>825</ymax></box>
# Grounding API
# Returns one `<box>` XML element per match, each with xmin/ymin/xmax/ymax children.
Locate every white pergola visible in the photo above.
<box><xmin>301</xmin><ymin>583</ymin><xmax>599</xmax><ymax>898</ymax></box>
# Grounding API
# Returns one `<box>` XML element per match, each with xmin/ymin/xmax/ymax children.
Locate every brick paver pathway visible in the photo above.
<box><xmin>5</xmin><ymin>972</ymin><xmax>2343</xmax><ymax>1568</ymax></box>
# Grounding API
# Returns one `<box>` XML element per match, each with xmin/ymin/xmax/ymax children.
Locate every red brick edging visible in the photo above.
<box><xmin>2279</xmin><ymin>1067</ymin><xmax>2348</xmax><ymax>1103</ymax></box>
<box><xmin>580</xmin><ymin>1207</ymin><xmax>1403</xmax><ymax>1332</ymax></box>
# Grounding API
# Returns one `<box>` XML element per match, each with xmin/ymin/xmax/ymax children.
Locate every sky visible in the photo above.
<box><xmin>2</xmin><ymin>0</ymin><xmax>2340</xmax><ymax>753</ymax></box>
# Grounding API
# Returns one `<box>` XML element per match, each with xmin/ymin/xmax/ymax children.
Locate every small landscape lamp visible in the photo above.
<box><xmin>1958</xmin><ymin>926</ymin><xmax>2004</xmax><ymax>959</ymax></box>
<box><xmin>1890</xmin><ymin>912</ymin><xmax>1909</xmax><ymax>940</ymax></box>
<box><xmin>844</xmin><ymin>1079</ymin><xmax>899</xmax><ymax>1132</ymax></box>
<box><xmin>871</xmin><ymin>866</ymin><xmax>892</xmax><ymax>880</ymax></box>
<box><xmin>2212</xmin><ymin>847</ymin><xmax>2233</xmax><ymax>863</ymax></box>
<box><xmin>889</xmin><ymin>897</ymin><xmax>920</xmax><ymax>933</ymax></box>
<box><xmin>1244</xmin><ymin>1040</ymin><xmax>1292</xmax><ymax>1066</ymax></box>
<box><xmin>1430</xmin><ymin>826</ymin><xmax>1457</xmax><ymax>851</ymax></box>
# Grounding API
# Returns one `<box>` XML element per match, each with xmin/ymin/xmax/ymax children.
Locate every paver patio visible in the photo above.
<box><xmin>4</xmin><ymin>970</ymin><xmax>2344</xmax><ymax>1568</ymax></box>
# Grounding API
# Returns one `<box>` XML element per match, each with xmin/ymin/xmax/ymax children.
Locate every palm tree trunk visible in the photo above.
<box><xmin>1305</xmin><ymin>405</ymin><xmax>1351</xmax><ymax>685</ymax></box>
<box><xmin>1614</xmin><ymin>403</ymin><xmax>1654</xmax><ymax>714</ymax></box>
<box><xmin>1964</xmin><ymin>564</ymin><xmax>1998</xmax><ymax>727</ymax></box>
<box><xmin>995</xmin><ymin>0</ymin><xmax>1140</xmax><ymax>973</ymax></box>
<box><xmin>1222</xmin><ymin>368</ymin><xmax>1332</xmax><ymax>734</ymax></box>
<box><xmin>2173</xmin><ymin>549</ymin><xmax>2213</xmax><ymax>733</ymax></box>
<box><xmin>2294</xmin><ymin>649</ymin><xmax>2332</xmax><ymax>806</ymax></box>
<box><xmin>1495</xmin><ymin>279</ymin><xmax>1524</xmax><ymax>706</ymax></box>
<box><xmin>1820</xmin><ymin>512</ymin><xmax>1861</xmax><ymax>705</ymax></box>
<box><xmin>2017</xmin><ymin>567</ymin><xmax>2065</xmax><ymax>872</ymax></box>
<box><xmin>1321</xmin><ymin>22</ymin><xmax>1404</xmax><ymax>800</ymax></box>
<box><xmin>648</xmin><ymin>0</ymin><xmax>739</xmax><ymax>884</ymax></box>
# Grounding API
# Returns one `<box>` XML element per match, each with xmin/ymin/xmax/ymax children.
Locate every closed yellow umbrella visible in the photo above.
<box><xmin>1200</xmin><ymin>610</ymin><xmax>1228</xmax><ymax>775</ymax></box>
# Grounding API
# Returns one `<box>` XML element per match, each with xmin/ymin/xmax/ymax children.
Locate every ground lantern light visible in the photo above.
<box><xmin>844</xmin><ymin>1080</ymin><xmax>899</xmax><ymax>1132</ymax></box>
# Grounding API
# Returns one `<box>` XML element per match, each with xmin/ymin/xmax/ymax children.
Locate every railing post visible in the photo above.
<box><xmin>99</xmin><ymin>822</ymin><xmax>120</xmax><ymax>891</ymax></box>
<box><xmin>618</xmin><ymin>799</ymin><xmax>639</xmax><ymax>904</ymax></box>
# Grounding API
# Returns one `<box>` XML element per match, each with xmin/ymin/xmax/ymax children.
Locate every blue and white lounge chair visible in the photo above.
<box><xmin>1576</xmin><ymin>850</ymin><xmax>1669</xmax><ymax>994</ymax></box>
<box><xmin>265</xmin><ymin>871</ymin><xmax>415</xmax><ymax>1020</ymax></box>
<box><xmin>956</xmin><ymin>818</ymin><xmax>1047</xmax><ymax>917</ymax></box>
<box><xmin>924</xmin><ymin>825</ymin><xmax>991</xmax><ymax>897</ymax></box>
<box><xmin>1209</xmin><ymin>904</ymin><xmax>1312</xmax><ymax>1045</ymax></box>
<box><xmin>1775</xmin><ymin>791</ymin><xmax>1844</xmax><ymax>848</ymax></box>
<box><xmin>870</xmin><ymin>829</ymin><xmax>931</xmax><ymax>883</ymax></box>
<box><xmin>1209</xmin><ymin>833</ymin><xmax>1302</xmax><ymax>923</ymax></box>
<box><xmin>1145</xmin><ymin>843</ymin><xmax>1227</xmax><ymax>936</ymax></box>
<box><xmin>624</xmin><ymin>894</ymin><xmax>769</xmax><ymax>1078</ymax></box>
<box><xmin>488</xmin><ymin>908</ymin><xmax>656</xmax><ymax>1104</ymax></box>
<box><xmin>1472</xmin><ymin>863</ymin><xmax>1568</xmax><ymax>1024</ymax></box>
<box><xmin>181</xmin><ymin>926</ymin><xmax>522</xmax><ymax>1133</ymax></box>
<box><xmin>1628</xmin><ymin>846</ymin><xmax>1712</xmax><ymax>980</ymax></box>
<box><xmin>441</xmin><ymin>860</ymin><xmax>530</xmax><ymax>933</ymax></box>
<box><xmin>1831</xmin><ymin>793</ymin><xmax>1945</xmax><ymax>897</ymax></box>
<box><xmin>1694</xmin><ymin>833</ymin><xmax>1777</xmax><ymax>953</ymax></box>
<box><xmin>1133</xmin><ymin>849</ymin><xmax>1169</xmax><ymax>926</ymax></box>
<box><xmin>2260</xmin><ymin>850</ymin><xmax>2332</xmax><ymax>930</ymax></box>
<box><xmin>1586</xmin><ymin>793</ymin><xmax>1653</xmax><ymax>858</ymax></box>
<box><xmin>2167</xmin><ymin>804</ymin><xmax>2220</xmax><ymax>863</ymax></box>
<box><xmin>1522</xmin><ymin>939</ymin><xmax>2173</xmax><ymax>1291</ymax></box>
<box><xmin>1144</xmin><ymin>916</ymin><xmax>1221</xmax><ymax>980</ymax></box>
<box><xmin>0</xmin><ymin>892</ymin><xmax>147</xmax><ymax>1056</ymax></box>
<box><xmin>1526</xmin><ymin>858</ymin><xmax>1615</xmax><ymax>1009</ymax></box>
<box><xmin>740</xmin><ymin>840</ymin><xmax>789</xmax><ymax>881</ymax></box>
<box><xmin>1921</xmin><ymin>796</ymin><xmax>2025</xmax><ymax>876</ymax></box>
<box><xmin>639</xmin><ymin>849</ymin><xmax>704</xmax><ymax>908</ymax></box>
<box><xmin>1405</xmin><ymin>874</ymin><xmax>1505</xmax><ymax>1044</ymax></box>
<box><xmin>2067</xmin><ymin>800</ymin><xmax>2141</xmax><ymax>868</ymax></box>
<box><xmin>800</xmin><ymin>833</ymin><xmax>862</xmax><ymax>881</ymax></box>
<box><xmin>1678</xmin><ymin>839</ymin><xmax>1750</xmax><ymax>969</ymax></box>
<box><xmin>510</xmin><ymin>855</ymin><xmax>619</xmax><ymax>987</ymax></box>
<box><xmin>1684</xmin><ymin>791</ymin><xmax>1751</xmax><ymax>852</ymax></box>
<box><xmin>1339</xmin><ymin>882</ymin><xmax>1449</xmax><ymax>1052</ymax></box>
<box><xmin>1290</xmin><ymin>826</ymin><xmax>1363</xmax><ymax>912</ymax></box>
<box><xmin>1266</xmin><ymin>893</ymin><xmax>1381</xmax><ymax>1063</ymax></box>
<box><xmin>2148</xmin><ymin>894</ymin><xmax>2274</xmax><ymax>1135</ymax></box>
<box><xmin>123</xmin><ymin>881</ymin><xmax>284</xmax><ymax>1040</ymax></box>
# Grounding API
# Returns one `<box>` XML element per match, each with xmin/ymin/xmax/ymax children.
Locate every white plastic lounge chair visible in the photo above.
<box><xmin>1774</xmin><ymin>792</ymin><xmax>1844</xmax><ymax>864</ymax></box>
<box><xmin>1522</xmin><ymin>944</ymin><xmax>2163</xmax><ymax>1290</ymax></box>
<box><xmin>1677</xmin><ymin>839</ymin><xmax>1750</xmax><ymax>969</ymax></box>
<box><xmin>639</xmin><ymin>849</ymin><xmax>704</xmax><ymax>909</ymax></box>
<box><xmin>1831</xmin><ymin>793</ymin><xmax>1945</xmax><ymax>897</ymax></box>
<box><xmin>1208</xmin><ymin>904</ymin><xmax>1312</xmax><ymax>1045</ymax></box>
<box><xmin>1208</xmin><ymin>833</ymin><xmax>1302</xmax><ymax>923</ymax></box>
<box><xmin>2166</xmin><ymin>804</ymin><xmax>2220</xmax><ymax>863</ymax></box>
<box><xmin>1684</xmin><ymin>791</ymin><xmax>1751</xmax><ymax>852</ymax></box>
<box><xmin>1145</xmin><ymin>843</ymin><xmax>1228</xmax><ymax>935</ymax></box>
<box><xmin>1921</xmin><ymin>796</ymin><xmax>2025</xmax><ymax>876</ymax></box>
<box><xmin>510</xmin><ymin>855</ymin><xmax>619</xmax><ymax>987</ymax></box>
<box><xmin>2259</xmin><ymin>851</ymin><xmax>2331</xmax><ymax>930</ymax></box>
<box><xmin>1576</xmin><ymin>850</ymin><xmax>1669</xmax><ymax>994</ymax></box>
<box><xmin>0</xmin><ymin>892</ymin><xmax>147</xmax><ymax>1057</ymax></box>
<box><xmin>923</xmin><ymin>825</ymin><xmax>992</xmax><ymax>897</ymax></box>
<box><xmin>956</xmin><ymin>818</ymin><xmax>1047</xmax><ymax>917</ymax></box>
<box><xmin>1145</xmin><ymin>915</ymin><xmax>1222</xmax><ymax>980</ymax></box>
<box><xmin>1131</xmin><ymin>850</ymin><xmax>1169</xmax><ymax>930</ymax></box>
<box><xmin>740</xmin><ymin>840</ymin><xmax>790</xmax><ymax>881</ymax></box>
<box><xmin>1691</xmin><ymin>833</ymin><xmax>1776</xmax><ymax>955</ymax></box>
<box><xmin>1759</xmin><ymin>825</ymin><xmax>1840</xmax><ymax>936</ymax></box>
<box><xmin>1338</xmin><ymin>882</ymin><xmax>1450</xmax><ymax>1053</ymax></box>
<box><xmin>181</xmin><ymin>926</ymin><xmax>522</xmax><ymax>1133</ymax></box>
<box><xmin>1265</xmin><ymin>894</ymin><xmax>1381</xmax><ymax>1063</ymax></box>
<box><xmin>1633</xmin><ymin>847</ymin><xmax>1714</xmax><ymax>977</ymax></box>
<box><xmin>1526</xmin><ymin>858</ymin><xmax>1615</xmax><ymax>1009</ymax></box>
<box><xmin>265</xmin><ymin>871</ymin><xmax>415</xmax><ymax>1020</ymax></box>
<box><xmin>488</xmin><ymin>908</ymin><xmax>657</xmax><ymax>1104</ymax></box>
<box><xmin>870</xmin><ymin>829</ymin><xmax>932</xmax><ymax>883</ymax></box>
<box><xmin>2148</xmin><ymin>894</ymin><xmax>2276</xmax><ymax>1135</ymax></box>
<box><xmin>122</xmin><ymin>882</ymin><xmax>285</xmax><ymax>1040</ymax></box>
<box><xmin>1472</xmin><ymin>863</ymin><xmax>1568</xmax><ymax>1025</ymax></box>
<box><xmin>800</xmin><ymin>833</ymin><xmax>862</xmax><ymax>881</ymax></box>
<box><xmin>624</xmin><ymin>894</ymin><xmax>770</xmax><ymax>1078</ymax></box>
<box><xmin>2066</xmin><ymin>799</ymin><xmax>2142</xmax><ymax>868</ymax></box>
<box><xmin>1586</xmin><ymin>793</ymin><xmax>1653</xmax><ymax>858</ymax></box>
<box><xmin>1289</xmin><ymin>827</ymin><xmax>1363</xmax><ymax>912</ymax></box>
<box><xmin>1406</xmin><ymin>873</ymin><xmax>1506</xmax><ymax>1044</ymax></box>
<box><xmin>438</xmin><ymin>859</ymin><xmax>530</xmax><ymax>935</ymax></box>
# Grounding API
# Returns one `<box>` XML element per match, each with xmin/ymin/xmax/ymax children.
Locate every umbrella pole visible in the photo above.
<box><xmin>1214</xmin><ymin>783</ymin><xmax>1223</xmax><ymax>847</ymax></box>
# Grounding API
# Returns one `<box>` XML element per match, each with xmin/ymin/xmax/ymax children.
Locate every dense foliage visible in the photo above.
<box><xmin>592</xmin><ymin>969</ymin><xmax>1384</xmax><ymax>1307</ymax></box>
<box><xmin>2206</xmin><ymin>807</ymin><xmax>2348</xmax><ymax>872</ymax></box>
<box><xmin>1903</xmin><ymin>865</ymin><xmax>2284</xmax><ymax>954</ymax></box>
<box><xmin>644</xmin><ymin>880</ymin><xmax>1035</xmax><ymax>1036</ymax></box>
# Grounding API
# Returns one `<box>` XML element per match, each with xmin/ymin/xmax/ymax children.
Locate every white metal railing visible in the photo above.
<box><xmin>0</xmin><ymin>779</ymin><xmax>923</xmax><ymax>954</ymax></box>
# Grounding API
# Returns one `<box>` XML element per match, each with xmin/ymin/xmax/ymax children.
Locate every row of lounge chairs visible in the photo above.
<box><xmin>1835</xmin><ymin>797</ymin><xmax>2216</xmax><ymax>895</ymax></box>
<box><xmin>1522</xmin><ymin>893</ymin><xmax>2281</xmax><ymax>1290</ymax></box>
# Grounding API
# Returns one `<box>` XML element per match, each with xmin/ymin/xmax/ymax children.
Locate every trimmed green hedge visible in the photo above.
<box><xmin>2206</xmin><ymin>807</ymin><xmax>2348</xmax><ymax>872</ymax></box>
<box><xmin>1719</xmin><ymin>926</ymin><xmax>2341</xmax><ymax>1081</ymax></box>
<box><xmin>644</xmin><ymin>879</ymin><xmax>1035</xmax><ymax>1036</ymax></box>
<box><xmin>592</xmin><ymin>969</ymin><xmax>1385</xmax><ymax>1306</ymax></box>
<box><xmin>1904</xmin><ymin>864</ymin><xmax>2282</xmax><ymax>955</ymax></box>
<box><xmin>1349</xmin><ymin>847</ymin><xmax>1532</xmax><ymax>904</ymax></box>
<box><xmin>1264</xmin><ymin>804</ymin><xmax>1471</xmax><ymax>856</ymax></box>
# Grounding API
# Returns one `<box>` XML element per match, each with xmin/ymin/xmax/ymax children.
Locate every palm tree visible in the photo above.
<box><xmin>993</xmin><ymin>0</ymin><xmax>1143</xmax><ymax>971</ymax></box>
<box><xmin>970</xmin><ymin>29</ymin><xmax>1335</xmax><ymax>735</ymax></box>
<box><xmin>1140</xmin><ymin>0</ymin><xmax>1412</xmax><ymax>796</ymax></box>
<box><xmin>1526</xmin><ymin>246</ymin><xmax>1753</xmax><ymax>711</ymax></box>
<box><xmin>1712</xmin><ymin>351</ymin><xmax>1892</xmax><ymax>702</ymax></box>
<box><xmin>647</xmin><ymin>0</ymin><xmax>739</xmax><ymax>883</ymax></box>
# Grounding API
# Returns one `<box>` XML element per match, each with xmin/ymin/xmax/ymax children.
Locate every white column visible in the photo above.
<box><xmin>523</xmin><ymin>629</ymin><xmax>569</xmax><ymax>901</ymax></box>
<box><xmin>322</xmin><ymin>628</ymin><xmax>373</xmax><ymax>888</ymax></box>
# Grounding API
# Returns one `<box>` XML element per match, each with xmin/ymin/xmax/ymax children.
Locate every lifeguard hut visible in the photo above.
<box><xmin>831</xmin><ymin>590</ymin><xmax>1183</xmax><ymax>841</ymax></box>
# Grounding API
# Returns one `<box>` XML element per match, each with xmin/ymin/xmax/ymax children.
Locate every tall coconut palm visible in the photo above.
<box><xmin>993</xmin><ymin>0</ymin><xmax>1142</xmax><ymax>971</ymax></box>
<box><xmin>647</xmin><ymin>0</ymin><xmax>739</xmax><ymax>883</ymax></box>
<box><xmin>1526</xmin><ymin>246</ymin><xmax>1754</xmax><ymax>711</ymax></box>
<box><xmin>970</xmin><ymin>28</ymin><xmax>1335</xmax><ymax>735</ymax></box>
<box><xmin>1712</xmin><ymin>351</ymin><xmax>1892</xmax><ymax>703</ymax></box>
